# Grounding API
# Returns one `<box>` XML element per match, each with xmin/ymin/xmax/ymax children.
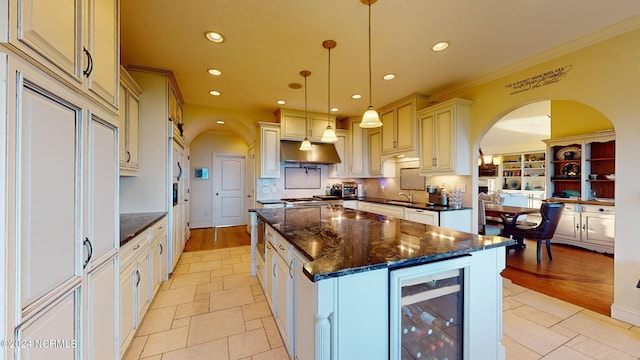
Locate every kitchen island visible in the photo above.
<box><xmin>250</xmin><ymin>205</ymin><xmax>513</xmax><ymax>360</ymax></box>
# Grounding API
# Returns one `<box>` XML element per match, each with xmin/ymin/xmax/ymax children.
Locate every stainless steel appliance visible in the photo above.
<box><xmin>172</xmin><ymin>182</ymin><xmax>179</xmax><ymax>206</ymax></box>
<box><xmin>427</xmin><ymin>186</ymin><xmax>448</xmax><ymax>206</ymax></box>
<box><xmin>330</xmin><ymin>181</ymin><xmax>358</xmax><ymax>199</ymax></box>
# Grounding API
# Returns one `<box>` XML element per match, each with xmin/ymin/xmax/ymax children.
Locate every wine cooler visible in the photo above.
<box><xmin>390</xmin><ymin>257</ymin><xmax>471</xmax><ymax>360</ymax></box>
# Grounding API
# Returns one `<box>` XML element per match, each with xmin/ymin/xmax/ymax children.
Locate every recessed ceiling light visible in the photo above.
<box><xmin>432</xmin><ymin>41</ymin><xmax>449</xmax><ymax>52</ymax></box>
<box><xmin>209</xmin><ymin>90</ymin><xmax>221</xmax><ymax>96</ymax></box>
<box><xmin>205</xmin><ymin>31</ymin><xmax>224</xmax><ymax>43</ymax></box>
<box><xmin>276</xmin><ymin>100</ymin><xmax>286</xmax><ymax>105</ymax></box>
<box><xmin>382</xmin><ymin>73</ymin><xmax>396</xmax><ymax>80</ymax></box>
<box><xmin>208</xmin><ymin>68</ymin><xmax>222</xmax><ymax>76</ymax></box>
<box><xmin>288</xmin><ymin>83</ymin><xmax>302</xmax><ymax>89</ymax></box>
<box><xmin>216</xmin><ymin>120</ymin><xmax>225</xmax><ymax>124</ymax></box>
<box><xmin>331</xmin><ymin>107</ymin><xmax>339</xmax><ymax>112</ymax></box>
<box><xmin>351</xmin><ymin>94</ymin><xmax>362</xmax><ymax>99</ymax></box>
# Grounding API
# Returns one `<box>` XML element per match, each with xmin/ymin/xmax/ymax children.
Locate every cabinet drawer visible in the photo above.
<box><xmin>405</xmin><ymin>208</ymin><xmax>438</xmax><ymax>225</ymax></box>
<box><xmin>582</xmin><ymin>204</ymin><xmax>615</xmax><ymax>215</ymax></box>
<box><xmin>120</xmin><ymin>232</ymin><xmax>149</xmax><ymax>270</ymax></box>
<box><xmin>367</xmin><ymin>203</ymin><xmax>405</xmax><ymax>218</ymax></box>
<box><xmin>150</xmin><ymin>217</ymin><xmax>168</xmax><ymax>239</ymax></box>
<box><xmin>275</xmin><ymin>233</ymin><xmax>291</xmax><ymax>261</ymax></box>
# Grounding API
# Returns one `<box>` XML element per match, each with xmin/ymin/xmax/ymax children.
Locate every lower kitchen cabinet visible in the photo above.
<box><xmin>554</xmin><ymin>203</ymin><xmax>614</xmax><ymax>253</ymax></box>
<box><xmin>151</xmin><ymin>218</ymin><xmax>168</xmax><ymax>296</ymax></box>
<box><xmin>405</xmin><ymin>208</ymin><xmax>438</xmax><ymax>225</ymax></box>
<box><xmin>119</xmin><ymin>231</ymin><xmax>153</xmax><ymax>356</ymax></box>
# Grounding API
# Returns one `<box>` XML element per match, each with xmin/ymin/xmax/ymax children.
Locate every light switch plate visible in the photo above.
<box><xmin>262</xmin><ymin>179</ymin><xmax>270</xmax><ymax>186</ymax></box>
<box><xmin>262</xmin><ymin>187</ymin><xmax>270</xmax><ymax>193</ymax></box>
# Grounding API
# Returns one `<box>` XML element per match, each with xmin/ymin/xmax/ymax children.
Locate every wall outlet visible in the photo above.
<box><xmin>262</xmin><ymin>186</ymin><xmax>270</xmax><ymax>193</ymax></box>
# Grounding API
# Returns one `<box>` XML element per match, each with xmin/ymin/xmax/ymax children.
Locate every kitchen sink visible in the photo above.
<box><xmin>385</xmin><ymin>200</ymin><xmax>413</xmax><ymax>206</ymax></box>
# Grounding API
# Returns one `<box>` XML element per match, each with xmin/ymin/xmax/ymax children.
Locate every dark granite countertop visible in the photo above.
<box><xmin>120</xmin><ymin>212</ymin><xmax>167</xmax><ymax>247</ymax></box>
<box><xmin>257</xmin><ymin>199</ymin><xmax>285</xmax><ymax>204</ymax></box>
<box><xmin>255</xmin><ymin>205</ymin><xmax>513</xmax><ymax>282</ymax></box>
<box><xmin>355</xmin><ymin>197</ymin><xmax>471</xmax><ymax>212</ymax></box>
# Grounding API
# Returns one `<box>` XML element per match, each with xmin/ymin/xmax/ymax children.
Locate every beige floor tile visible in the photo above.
<box><xmin>262</xmin><ymin>316</ymin><xmax>284</xmax><ymax>348</ymax></box>
<box><xmin>140</xmin><ymin>326</ymin><xmax>190</xmax><ymax>358</ymax></box>
<box><xmin>251</xmin><ymin>284</ymin><xmax>264</xmax><ymax>296</ymax></box>
<box><xmin>503</xmin><ymin>297</ymin><xmax>524</xmax><ymax>311</ymax></box>
<box><xmin>559</xmin><ymin>312</ymin><xmax>640</xmax><ymax>356</ymax></box>
<box><xmin>195</xmin><ymin>293</ymin><xmax>209</xmax><ymax>302</ymax></box>
<box><xmin>541</xmin><ymin>345</ymin><xmax>594</xmax><ymax>360</ymax></box>
<box><xmin>122</xmin><ymin>335</ymin><xmax>148</xmax><ymax>360</ymax></box>
<box><xmin>503</xmin><ymin>335</ymin><xmax>542</xmax><ymax>360</ymax></box>
<box><xmin>503</xmin><ymin>311</ymin><xmax>571</xmax><ymax>355</ymax></box>
<box><xmin>222</xmin><ymin>257</ymin><xmax>244</xmax><ymax>266</ymax></box>
<box><xmin>141</xmin><ymin>355</ymin><xmax>162</xmax><ymax>360</ymax></box>
<box><xmin>161</xmin><ymin>337</ymin><xmax>229</xmax><ymax>360</ymax></box>
<box><xmin>252</xmin><ymin>346</ymin><xmax>290</xmax><ymax>360</ymax></box>
<box><xmin>502</xmin><ymin>278</ymin><xmax>529</xmax><ymax>296</ymax></box>
<box><xmin>254</xmin><ymin>294</ymin><xmax>267</xmax><ymax>303</ymax></box>
<box><xmin>230</xmin><ymin>246</ymin><xmax>250</xmax><ymax>255</ymax></box>
<box><xmin>151</xmin><ymin>286</ymin><xmax>196</xmax><ymax>309</ymax></box>
<box><xmin>246</xmin><ymin>318</ymin><xmax>264</xmax><ymax>331</ymax></box>
<box><xmin>580</xmin><ymin>308</ymin><xmax>635</xmax><ymax>330</ymax></box>
<box><xmin>511</xmin><ymin>304</ymin><xmax>563</xmax><ymax>328</ymax></box>
<box><xmin>136</xmin><ymin>306</ymin><xmax>177</xmax><ymax>336</ymax></box>
<box><xmin>173</xmin><ymin>263</ymin><xmax>189</xmax><ymax>275</ymax></box>
<box><xmin>178</xmin><ymin>253</ymin><xmax>202</xmax><ymax>264</ymax></box>
<box><xmin>175</xmin><ymin>297</ymin><xmax>209</xmax><ymax>319</ymax></box>
<box><xmin>228</xmin><ymin>328</ymin><xmax>271</xmax><ymax>359</ymax></box>
<box><xmin>169</xmin><ymin>272</ymin><xmax>212</xmax><ymax>289</ymax></box>
<box><xmin>550</xmin><ymin>323</ymin><xmax>580</xmax><ymax>338</ymax></box>
<box><xmin>242</xmin><ymin>301</ymin><xmax>271</xmax><ymax>321</ymax></box>
<box><xmin>188</xmin><ymin>259</ymin><xmax>223</xmax><ymax>273</ymax></box>
<box><xmin>159</xmin><ymin>278</ymin><xmax>173</xmax><ymax>291</ymax></box>
<box><xmin>233</xmin><ymin>261</ymin><xmax>251</xmax><ymax>274</ymax></box>
<box><xmin>223</xmin><ymin>273</ymin><xmax>257</xmax><ymax>290</ymax></box>
<box><xmin>210</xmin><ymin>267</ymin><xmax>236</xmax><ymax>279</ymax></box>
<box><xmin>512</xmin><ymin>290</ymin><xmax>582</xmax><ymax>319</ymax></box>
<box><xmin>172</xmin><ymin>317</ymin><xmax>191</xmax><ymax>329</ymax></box>
<box><xmin>196</xmin><ymin>278</ymin><xmax>224</xmax><ymax>294</ymax></box>
<box><xmin>240</xmin><ymin>253</ymin><xmax>252</xmax><ymax>263</ymax></box>
<box><xmin>567</xmin><ymin>334</ymin><xmax>636</xmax><ymax>360</ymax></box>
<box><xmin>210</xmin><ymin>286</ymin><xmax>255</xmax><ymax>311</ymax></box>
<box><xmin>201</xmin><ymin>250</ymin><xmax>231</xmax><ymax>261</ymax></box>
<box><xmin>187</xmin><ymin>307</ymin><xmax>246</xmax><ymax>346</ymax></box>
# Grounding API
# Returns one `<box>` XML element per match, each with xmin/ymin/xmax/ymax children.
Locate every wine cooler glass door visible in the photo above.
<box><xmin>390</xmin><ymin>257</ymin><xmax>471</xmax><ymax>360</ymax></box>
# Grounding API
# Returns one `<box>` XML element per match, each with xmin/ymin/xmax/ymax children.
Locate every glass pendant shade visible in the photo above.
<box><xmin>360</xmin><ymin>106</ymin><xmax>382</xmax><ymax>128</ymax></box>
<box><xmin>299</xmin><ymin>138</ymin><xmax>312</xmax><ymax>151</ymax></box>
<box><xmin>321</xmin><ymin>126</ymin><xmax>338</xmax><ymax>142</ymax></box>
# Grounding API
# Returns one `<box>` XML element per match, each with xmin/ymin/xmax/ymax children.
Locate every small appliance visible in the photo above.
<box><xmin>427</xmin><ymin>186</ymin><xmax>448</xmax><ymax>206</ymax></box>
<box><xmin>330</xmin><ymin>182</ymin><xmax>358</xmax><ymax>199</ymax></box>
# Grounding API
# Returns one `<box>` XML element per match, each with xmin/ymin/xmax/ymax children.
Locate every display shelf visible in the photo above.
<box><xmin>499</xmin><ymin>151</ymin><xmax>546</xmax><ymax>191</ymax></box>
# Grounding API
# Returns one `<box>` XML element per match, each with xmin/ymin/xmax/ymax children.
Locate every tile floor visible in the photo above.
<box><xmin>123</xmin><ymin>246</ymin><xmax>640</xmax><ymax>360</ymax></box>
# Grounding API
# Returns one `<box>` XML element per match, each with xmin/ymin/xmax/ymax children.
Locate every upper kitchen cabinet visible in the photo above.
<box><xmin>119</xmin><ymin>67</ymin><xmax>142</xmax><ymax>176</ymax></box>
<box><xmin>418</xmin><ymin>98</ymin><xmax>473</xmax><ymax>176</ymax></box>
<box><xmin>347</xmin><ymin>116</ymin><xmax>368</xmax><ymax>177</ymax></box>
<box><xmin>1</xmin><ymin>0</ymin><xmax>120</xmax><ymax>109</ymax></box>
<box><xmin>257</xmin><ymin>122</ymin><xmax>281</xmax><ymax>178</ymax></box>
<box><xmin>276</xmin><ymin>108</ymin><xmax>336</xmax><ymax>142</ymax></box>
<box><xmin>379</xmin><ymin>94</ymin><xmax>429</xmax><ymax>159</ymax></box>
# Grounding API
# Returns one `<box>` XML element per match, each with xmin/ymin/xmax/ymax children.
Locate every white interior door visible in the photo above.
<box><xmin>214</xmin><ymin>154</ymin><xmax>246</xmax><ymax>227</ymax></box>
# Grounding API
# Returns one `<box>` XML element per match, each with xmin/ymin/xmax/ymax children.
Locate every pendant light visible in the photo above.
<box><xmin>359</xmin><ymin>0</ymin><xmax>382</xmax><ymax>128</ymax></box>
<box><xmin>321</xmin><ymin>40</ymin><xmax>338</xmax><ymax>142</ymax></box>
<box><xmin>299</xmin><ymin>70</ymin><xmax>313</xmax><ymax>151</ymax></box>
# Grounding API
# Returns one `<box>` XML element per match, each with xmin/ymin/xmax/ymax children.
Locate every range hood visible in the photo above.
<box><xmin>280</xmin><ymin>140</ymin><xmax>342</xmax><ymax>164</ymax></box>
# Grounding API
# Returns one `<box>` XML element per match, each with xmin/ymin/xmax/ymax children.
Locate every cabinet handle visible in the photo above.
<box><xmin>582</xmin><ymin>224</ymin><xmax>586</xmax><ymax>231</ymax></box>
<box><xmin>278</xmin><ymin>244</ymin><xmax>285</xmax><ymax>251</ymax></box>
<box><xmin>415</xmin><ymin>209</ymin><xmax>424</xmax><ymax>213</ymax></box>
<box><xmin>177</xmin><ymin>162</ymin><xmax>182</xmax><ymax>181</ymax></box>
<box><xmin>135</xmin><ymin>270</ymin><xmax>141</xmax><ymax>287</ymax></box>
<box><xmin>576</xmin><ymin>224</ymin><xmax>580</xmax><ymax>231</ymax></box>
<box><xmin>83</xmin><ymin>237</ymin><xmax>93</xmax><ymax>269</ymax></box>
<box><xmin>126</xmin><ymin>150</ymin><xmax>131</xmax><ymax>163</ymax></box>
<box><xmin>133</xmin><ymin>244</ymin><xmax>140</xmax><ymax>250</ymax></box>
<box><xmin>159</xmin><ymin>243</ymin><xmax>163</xmax><ymax>255</ymax></box>
<box><xmin>273</xmin><ymin>263</ymin><xmax>277</xmax><ymax>277</ymax></box>
<box><xmin>82</xmin><ymin>47</ymin><xmax>94</xmax><ymax>76</ymax></box>
<box><xmin>257</xmin><ymin>264</ymin><xmax>262</xmax><ymax>270</ymax></box>
<box><xmin>289</xmin><ymin>260</ymin><xmax>294</xmax><ymax>278</ymax></box>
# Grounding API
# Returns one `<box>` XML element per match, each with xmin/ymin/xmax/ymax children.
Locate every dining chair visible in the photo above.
<box><xmin>478</xmin><ymin>199</ymin><xmax>502</xmax><ymax>235</ymax></box>
<box><xmin>502</xmin><ymin>203</ymin><xmax>565</xmax><ymax>262</ymax></box>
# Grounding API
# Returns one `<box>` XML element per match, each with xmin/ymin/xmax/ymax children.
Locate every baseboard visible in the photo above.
<box><xmin>190</xmin><ymin>222</ymin><xmax>212</xmax><ymax>229</ymax></box>
<box><xmin>611</xmin><ymin>303</ymin><xmax>640</xmax><ymax>326</ymax></box>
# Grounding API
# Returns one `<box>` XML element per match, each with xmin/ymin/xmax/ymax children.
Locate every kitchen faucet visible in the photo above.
<box><xmin>398</xmin><ymin>191</ymin><xmax>413</xmax><ymax>202</ymax></box>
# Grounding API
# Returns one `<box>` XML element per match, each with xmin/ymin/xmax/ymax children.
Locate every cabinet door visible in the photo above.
<box><xmin>86</xmin><ymin>113</ymin><xmax>118</xmax><ymax>264</ymax></box>
<box><xmin>395</xmin><ymin>103</ymin><xmax>414</xmax><ymax>152</ymax></box>
<box><xmin>381</xmin><ymin>109</ymin><xmax>396</xmax><ymax>154</ymax></box>
<box><xmin>405</xmin><ymin>209</ymin><xmax>438</xmax><ymax>225</ymax></box>
<box><xmin>294</xmin><ymin>255</ymin><xmax>314</xmax><ymax>360</ymax></box>
<box><xmin>434</xmin><ymin>106</ymin><xmax>454</xmax><ymax>171</ymax></box>
<box><xmin>127</xmin><ymin>90</ymin><xmax>140</xmax><ymax>169</ymax></box>
<box><xmin>85</xmin><ymin>257</ymin><xmax>118</xmax><ymax>360</ymax></box>
<box><xmin>368</xmin><ymin>129</ymin><xmax>382</xmax><ymax>176</ymax></box>
<box><xmin>16</xmin><ymin>289</ymin><xmax>80</xmax><ymax>360</ymax></box>
<box><xmin>119</xmin><ymin>263</ymin><xmax>136</xmax><ymax>353</ymax></box>
<box><xmin>152</xmin><ymin>238</ymin><xmax>162</xmax><ymax>295</ymax></box>
<box><xmin>260</xmin><ymin>124</ymin><xmax>281</xmax><ymax>178</ymax></box>
<box><xmin>275</xmin><ymin>254</ymin><xmax>291</xmax><ymax>350</ymax></box>
<box><xmin>349</xmin><ymin>118</ymin><xmax>367</xmax><ymax>177</ymax></box>
<box><xmin>554</xmin><ymin>208</ymin><xmax>581</xmax><ymax>242</ymax></box>
<box><xmin>11</xmin><ymin>0</ymin><xmax>82</xmax><ymax>80</ymax></box>
<box><xmin>136</xmin><ymin>251</ymin><xmax>151</xmax><ymax>320</ymax></box>
<box><xmin>419</xmin><ymin>112</ymin><xmax>436</xmax><ymax>172</ymax></box>
<box><xmin>18</xmin><ymin>79</ymin><xmax>80</xmax><ymax>309</ymax></box>
<box><xmin>118</xmin><ymin>84</ymin><xmax>128</xmax><ymax>167</ymax></box>
<box><xmin>310</xmin><ymin>115</ymin><xmax>335</xmax><ymax>141</ymax></box>
<box><xmin>265</xmin><ymin>242</ymin><xmax>275</xmax><ymax>311</ymax></box>
<box><xmin>582</xmin><ymin>211</ymin><xmax>615</xmax><ymax>247</ymax></box>
<box><xmin>281</xmin><ymin>113</ymin><xmax>307</xmax><ymax>140</ymax></box>
<box><xmin>84</xmin><ymin>0</ymin><xmax>119</xmax><ymax>106</ymax></box>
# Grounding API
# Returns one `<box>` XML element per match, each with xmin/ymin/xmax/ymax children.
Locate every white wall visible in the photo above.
<box><xmin>189</xmin><ymin>131</ymin><xmax>248</xmax><ymax>228</ymax></box>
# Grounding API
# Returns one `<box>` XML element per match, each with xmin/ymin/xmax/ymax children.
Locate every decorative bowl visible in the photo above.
<box><xmin>604</xmin><ymin>174</ymin><xmax>615</xmax><ymax>180</ymax></box>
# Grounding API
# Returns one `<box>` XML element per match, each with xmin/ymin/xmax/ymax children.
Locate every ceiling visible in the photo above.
<box><xmin>120</xmin><ymin>1</ymin><xmax>640</xmax><ymax>123</ymax></box>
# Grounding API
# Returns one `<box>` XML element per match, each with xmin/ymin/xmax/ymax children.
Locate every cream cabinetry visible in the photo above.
<box><xmin>119</xmin><ymin>232</ymin><xmax>152</xmax><ymax>356</ymax></box>
<box><xmin>368</xmin><ymin>128</ymin><xmax>383</xmax><ymax>177</ymax></box>
<box><xmin>2</xmin><ymin>0</ymin><xmax>120</xmax><ymax>108</ymax></box>
<box><xmin>554</xmin><ymin>203</ymin><xmax>614</xmax><ymax>253</ymax></box>
<box><xmin>276</xmin><ymin>108</ymin><xmax>337</xmax><ymax>142</ymax></box>
<box><xmin>380</xmin><ymin>94</ymin><xmax>429</xmax><ymax>159</ymax></box>
<box><xmin>119</xmin><ymin>67</ymin><xmax>142</xmax><ymax>175</ymax></box>
<box><xmin>329</xmin><ymin>129</ymin><xmax>349</xmax><ymax>178</ymax></box>
<box><xmin>404</xmin><ymin>208</ymin><xmax>438</xmax><ymax>225</ymax></box>
<box><xmin>418</xmin><ymin>98</ymin><xmax>472</xmax><ymax>175</ymax></box>
<box><xmin>348</xmin><ymin>117</ymin><xmax>368</xmax><ymax>177</ymax></box>
<box><xmin>257</xmin><ymin>122</ymin><xmax>281</xmax><ymax>178</ymax></box>
<box><xmin>150</xmin><ymin>218</ymin><xmax>168</xmax><ymax>296</ymax></box>
<box><xmin>4</xmin><ymin>52</ymin><xmax>119</xmax><ymax>359</ymax></box>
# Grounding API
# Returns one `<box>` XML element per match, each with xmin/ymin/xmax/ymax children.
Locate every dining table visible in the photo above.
<box><xmin>483</xmin><ymin>203</ymin><xmax>540</xmax><ymax>226</ymax></box>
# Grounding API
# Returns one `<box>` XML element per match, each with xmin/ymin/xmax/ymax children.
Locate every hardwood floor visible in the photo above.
<box><xmin>502</xmin><ymin>239</ymin><xmax>614</xmax><ymax>316</ymax></box>
<box><xmin>185</xmin><ymin>227</ymin><xmax>614</xmax><ymax>316</ymax></box>
<box><xmin>185</xmin><ymin>226</ymin><xmax>250</xmax><ymax>252</ymax></box>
